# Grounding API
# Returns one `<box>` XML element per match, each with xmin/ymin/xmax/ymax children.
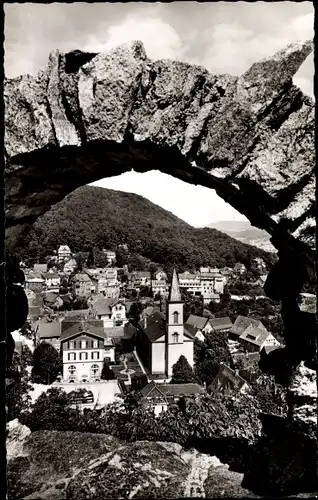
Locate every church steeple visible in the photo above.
<box><xmin>169</xmin><ymin>268</ymin><xmax>182</xmax><ymax>302</ymax></box>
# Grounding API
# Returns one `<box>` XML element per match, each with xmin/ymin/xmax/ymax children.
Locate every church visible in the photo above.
<box><xmin>135</xmin><ymin>269</ymin><xmax>194</xmax><ymax>378</ymax></box>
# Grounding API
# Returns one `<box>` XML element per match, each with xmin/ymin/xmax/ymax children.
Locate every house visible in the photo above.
<box><xmin>25</xmin><ymin>272</ymin><xmax>45</xmax><ymax>293</ymax></box>
<box><xmin>233</xmin><ymin>263</ymin><xmax>246</xmax><ymax>275</ymax></box>
<box><xmin>155</xmin><ymin>270</ymin><xmax>167</xmax><ymax>281</ymax></box>
<box><xmin>135</xmin><ymin>269</ymin><xmax>194</xmax><ymax>378</ymax></box>
<box><xmin>44</xmin><ymin>273</ymin><xmax>61</xmax><ymax>290</ymax></box>
<box><xmin>207</xmin><ymin>363</ymin><xmax>250</xmax><ymax>396</ymax></box>
<box><xmin>43</xmin><ymin>292</ymin><xmax>64</xmax><ymax>310</ymax></box>
<box><xmin>229</xmin><ymin>315</ymin><xmax>267</xmax><ymax>340</ymax></box>
<box><xmin>238</xmin><ymin>325</ymin><xmax>280</xmax><ymax>353</ymax></box>
<box><xmin>202</xmin><ymin>292</ymin><xmax>220</xmax><ymax>306</ymax></box>
<box><xmin>132</xmin><ymin>271</ymin><xmax>151</xmax><ymax>288</ymax></box>
<box><xmin>141</xmin><ymin>381</ymin><xmax>205</xmax><ymax>416</ymax></box>
<box><xmin>178</xmin><ymin>272</ymin><xmax>201</xmax><ymax>297</ymax></box>
<box><xmin>60</xmin><ymin>319</ymin><xmax>115</xmax><ymax>382</ymax></box>
<box><xmin>219</xmin><ymin>267</ymin><xmax>234</xmax><ymax>284</ymax></box>
<box><xmin>151</xmin><ymin>280</ymin><xmax>168</xmax><ymax>297</ymax></box>
<box><xmin>102</xmin><ymin>250</ymin><xmax>116</xmax><ymax>264</ymax></box>
<box><xmin>36</xmin><ymin>320</ymin><xmax>61</xmax><ymax>350</ymax></box>
<box><xmin>64</xmin><ymin>258</ymin><xmax>77</xmax><ymax>275</ymax></box>
<box><xmin>185</xmin><ymin>315</ymin><xmax>213</xmax><ymax>334</ymax></box>
<box><xmin>58</xmin><ymin>245</ymin><xmax>72</xmax><ymax>263</ymax></box>
<box><xmin>209</xmin><ymin>317</ymin><xmax>233</xmax><ymax>334</ymax></box>
<box><xmin>71</xmin><ymin>273</ymin><xmax>97</xmax><ymax>297</ymax></box>
<box><xmin>33</xmin><ymin>263</ymin><xmax>48</xmax><ymax>273</ymax></box>
<box><xmin>91</xmin><ymin>298</ymin><xmax>127</xmax><ymax>328</ymax></box>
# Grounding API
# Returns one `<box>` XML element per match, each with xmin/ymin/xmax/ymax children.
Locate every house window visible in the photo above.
<box><xmin>90</xmin><ymin>364</ymin><xmax>100</xmax><ymax>378</ymax></box>
<box><xmin>92</xmin><ymin>352</ymin><xmax>100</xmax><ymax>360</ymax></box>
<box><xmin>93</xmin><ymin>340</ymin><xmax>98</xmax><ymax>348</ymax></box>
<box><xmin>81</xmin><ymin>340</ymin><xmax>88</xmax><ymax>349</ymax></box>
<box><xmin>68</xmin><ymin>353</ymin><xmax>76</xmax><ymax>361</ymax></box>
<box><xmin>68</xmin><ymin>365</ymin><xmax>76</xmax><ymax>377</ymax></box>
<box><xmin>69</xmin><ymin>341</ymin><xmax>75</xmax><ymax>349</ymax></box>
<box><xmin>172</xmin><ymin>332</ymin><xmax>179</xmax><ymax>343</ymax></box>
<box><xmin>173</xmin><ymin>311</ymin><xmax>179</xmax><ymax>324</ymax></box>
<box><xmin>80</xmin><ymin>352</ymin><xmax>88</xmax><ymax>360</ymax></box>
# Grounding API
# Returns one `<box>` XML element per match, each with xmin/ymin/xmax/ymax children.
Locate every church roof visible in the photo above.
<box><xmin>169</xmin><ymin>268</ymin><xmax>182</xmax><ymax>302</ymax></box>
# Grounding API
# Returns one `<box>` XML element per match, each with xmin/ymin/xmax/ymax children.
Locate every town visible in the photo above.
<box><xmin>10</xmin><ymin>242</ymin><xmax>299</xmax><ymax>416</ymax></box>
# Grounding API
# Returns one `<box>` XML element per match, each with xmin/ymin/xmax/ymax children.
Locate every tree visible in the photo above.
<box><xmin>32</xmin><ymin>342</ymin><xmax>62</xmax><ymax>385</ymax></box>
<box><xmin>21</xmin><ymin>344</ymin><xmax>33</xmax><ymax>366</ymax></box>
<box><xmin>170</xmin><ymin>355</ymin><xmax>195</xmax><ymax>384</ymax></box>
<box><xmin>6</xmin><ymin>353</ymin><xmax>33</xmax><ymax>422</ymax></box>
<box><xmin>22</xmin><ymin>387</ymin><xmax>81</xmax><ymax>431</ymax></box>
<box><xmin>195</xmin><ymin>359</ymin><xmax>220</xmax><ymax>387</ymax></box>
<box><xmin>101</xmin><ymin>359</ymin><xmax>116</xmax><ymax>380</ymax></box>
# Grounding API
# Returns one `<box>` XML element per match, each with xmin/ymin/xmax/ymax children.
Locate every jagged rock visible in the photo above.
<box><xmin>289</xmin><ymin>363</ymin><xmax>317</xmax><ymax>436</ymax></box>
<box><xmin>7</xmin><ymin>430</ymin><xmax>259</xmax><ymax>500</ymax></box>
<box><xmin>6</xmin><ymin>419</ymin><xmax>31</xmax><ymax>461</ymax></box>
<box><xmin>4</xmin><ymin>40</ymin><xmax>315</xmax><ymax>257</ymax></box>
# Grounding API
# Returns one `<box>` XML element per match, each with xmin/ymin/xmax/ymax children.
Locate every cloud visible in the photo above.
<box><xmin>83</xmin><ymin>15</ymin><xmax>185</xmax><ymax>61</ymax></box>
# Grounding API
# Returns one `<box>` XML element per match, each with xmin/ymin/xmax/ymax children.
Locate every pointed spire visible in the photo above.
<box><xmin>169</xmin><ymin>268</ymin><xmax>181</xmax><ymax>302</ymax></box>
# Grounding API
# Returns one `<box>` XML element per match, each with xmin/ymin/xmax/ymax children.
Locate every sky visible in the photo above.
<box><xmin>4</xmin><ymin>2</ymin><xmax>314</xmax><ymax>227</ymax></box>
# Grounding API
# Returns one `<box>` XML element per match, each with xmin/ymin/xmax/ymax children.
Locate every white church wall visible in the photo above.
<box><xmin>152</xmin><ymin>343</ymin><xmax>166</xmax><ymax>373</ymax></box>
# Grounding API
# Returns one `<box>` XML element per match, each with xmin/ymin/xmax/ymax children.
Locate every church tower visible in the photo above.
<box><xmin>166</xmin><ymin>268</ymin><xmax>186</xmax><ymax>376</ymax></box>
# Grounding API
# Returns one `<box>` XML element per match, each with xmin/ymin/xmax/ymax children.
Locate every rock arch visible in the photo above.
<box><xmin>4</xmin><ymin>40</ymin><xmax>315</xmax><ymax>261</ymax></box>
<box><xmin>3</xmin><ymin>39</ymin><xmax>317</xmax><ymax>496</ymax></box>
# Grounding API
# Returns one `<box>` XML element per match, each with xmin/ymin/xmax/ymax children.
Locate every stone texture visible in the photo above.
<box><xmin>6</xmin><ymin>419</ymin><xmax>31</xmax><ymax>461</ymax></box>
<box><xmin>7</xmin><ymin>429</ymin><xmax>257</xmax><ymax>500</ymax></box>
<box><xmin>4</xmin><ymin>39</ymin><xmax>315</xmax><ymax>258</ymax></box>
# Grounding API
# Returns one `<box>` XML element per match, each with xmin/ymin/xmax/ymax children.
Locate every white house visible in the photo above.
<box><xmin>61</xmin><ymin>320</ymin><xmax>115</xmax><ymax>382</ymax></box>
<box><xmin>102</xmin><ymin>250</ymin><xmax>116</xmax><ymax>264</ymax></box>
<box><xmin>178</xmin><ymin>271</ymin><xmax>201</xmax><ymax>297</ymax></box>
<box><xmin>91</xmin><ymin>298</ymin><xmax>127</xmax><ymax>328</ymax></box>
<box><xmin>151</xmin><ymin>280</ymin><xmax>168</xmax><ymax>297</ymax></box>
<box><xmin>58</xmin><ymin>245</ymin><xmax>72</xmax><ymax>263</ymax></box>
<box><xmin>64</xmin><ymin>258</ymin><xmax>77</xmax><ymax>275</ymax></box>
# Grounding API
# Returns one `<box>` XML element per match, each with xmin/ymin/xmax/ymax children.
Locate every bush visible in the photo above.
<box><xmin>31</xmin><ymin>342</ymin><xmax>62</xmax><ymax>385</ymax></box>
<box><xmin>170</xmin><ymin>355</ymin><xmax>195</xmax><ymax>384</ymax></box>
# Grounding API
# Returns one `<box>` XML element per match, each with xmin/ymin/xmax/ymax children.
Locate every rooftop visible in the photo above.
<box><xmin>169</xmin><ymin>268</ymin><xmax>182</xmax><ymax>302</ymax></box>
<box><xmin>186</xmin><ymin>315</ymin><xmax>208</xmax><ymax>330</ymax></box>
<box><xmin>38</xmin><ymin>321</ymin><xmax>61</xmax><ymax>339</ymax></box>
<box><xmin>239</xmin><ymin>325</ymin><xmax>270</xmax><ymax>347</ymax></box>
<box><xmin>230</xmin><ymin>315</ymin><xmax>266</xmax><ymax>337</ymax></box>
<box><xmin>209</xmin><ymin>317</ymin><xmax>233</xmax><ymax>330</ymax></box>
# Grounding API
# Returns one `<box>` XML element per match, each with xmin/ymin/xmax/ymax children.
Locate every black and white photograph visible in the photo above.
<box><xmin>3</xmin><ymin>2</ymin><xmax>316</xmax><ymax>499</ymax></box>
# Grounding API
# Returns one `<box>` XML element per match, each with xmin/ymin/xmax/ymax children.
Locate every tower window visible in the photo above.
<box><xmin>172</xmin><ymin>332</ymin><xmax>179</xmax><ymax>343</ymax></box>
<box><xmin>173</xmin><ymin>311</ymin><xmax>179</xmax><ymax>324</ymax></box>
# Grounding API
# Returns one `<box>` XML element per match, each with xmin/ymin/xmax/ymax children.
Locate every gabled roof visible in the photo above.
<box><xmin>186</xmin><ymin>315</ymin><xmax>208</xmax><ymax>330</ymax></box>
<box><xmin>183</xmin><ymin>323</ymin><xmax>199</xmax><ymax>337</ymax></box>
<box><xmin>71</xmin><ymin>272</ymin><xmax>95</xmax><ymax>283</ymax></box>
<box><xmin>141</xmin><ymin>382</ymin><xmax>204</xmax><ymax>398</ymax></box>
<box><xmin>160</xmin><ymin>383</ymin><xmax>205</xmax><ymax>397</ymax></box>
<box><xmin>60</xmin><ymin>320</ymin><xmax>109</xmax><ymax>342</ymax></box>
<box><xmin>134</xmin><ymin>271</ymin><xmax>151</xmax><ymax>278</ymax></box>
<box><xmin>38</xmin><ymin>321</ymin><xmax>61</xmax><ymax>339</ymax></box>
<box><xmin>141</xmin><ymin>311</ymin><xmax>166</xmax><ymax>342</ymax></box>
<box><xmin>58</xmin><ymin>245</ymin><xmax>71</xmax><ymax>252</ymax></box>
<box><xmin>239</xmin><ymin>325</ymin><xmax>269</xmax><ymax>347</ymax></box>
<box><xmin>183</xmin><ymin>327</ymin><xmax>196</xmax><ymax>341</ymax></box>
<box><xmin>92</xmin><ymin>298</ymin><xmax>123</xmax><ymax>315</ymax></box>
<box><xmin>179</xmin><ymin>272</ymin><xmax>199</xmax><ymax>280</ymax></box>
<box><xmin>61</xmin><ymin>318</ymin><xmax>102</xmax><ymax>333</ymax></box>
<box><xmin>208</xmin><ymin>363</ymin><xmax>249</xmax><ymax>393</ymax></box>
<box><xmin>123</xmin><ymin>323</ymin><xmax>137</xmax><ymax>339</ymax></box>
<box><xmin>169</xmin><ymin>268</ymin><xmax>182</xmax><ymax>302</ymax></box>
<box><xmin>230</xmin><ymin>316</ymin><xmax>266</xmax><ymax>337</ymax></box>
<box><xmin>209</xmin><ymin>317</ymin><xmax>233</xmax><ymax>331</ymax></box>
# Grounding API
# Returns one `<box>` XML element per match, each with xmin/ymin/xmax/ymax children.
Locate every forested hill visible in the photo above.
<box><xmin>15</xmin><ymin>186</ymin><xmax>276</xmax><ymax>272</ymax></box>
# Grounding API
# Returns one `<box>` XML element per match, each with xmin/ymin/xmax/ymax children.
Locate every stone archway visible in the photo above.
<box><xmin>4</xmin><ymin>39</ymin><xmax>317</xmax><ymax>495</ymax></box>
<box><xmin>4</xmin><ymin>40</ymin><xmax>315</xmax><ymax>262</ymax></box>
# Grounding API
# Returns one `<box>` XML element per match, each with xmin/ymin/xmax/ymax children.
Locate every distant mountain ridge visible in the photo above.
<box><xmin>203</xmin><ymin>221</ymin><xmax>276</xmax><ymax>253</ymax></box>
<box><xmin>15</xmin><ymin>186</ymin><xmax>276</xmax><ymax>271</ymax></box>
